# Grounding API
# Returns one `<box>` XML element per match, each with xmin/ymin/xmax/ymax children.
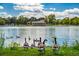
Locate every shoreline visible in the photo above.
<box><xmin>0</xmin><ymin>25</ymin><xmax>79</xmax><ymax>27</ymax></box>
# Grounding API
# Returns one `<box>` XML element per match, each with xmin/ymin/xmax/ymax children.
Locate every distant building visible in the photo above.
<box><xmin>32</xmin><ymin>20</ymin><xmax>46</xmax><ymax>26</ymax></box>
<box><xmin>27</xmin><ymin>18</ymin><xmax>46</xmax><ymax>26</ymax></box>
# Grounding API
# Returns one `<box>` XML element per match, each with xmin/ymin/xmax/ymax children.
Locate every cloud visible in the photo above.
<box><xmin>0</xmin><ymin>6</ymin><xmax>4</xmax><ymax>9</ymax></box>
<box><xmin>0</xmin><ymin>12</ymin><xmax>12</xmax><ymax>18</ymax></box>
<box><xmin>14</xmin><ymin>3</ymin><xmax>44</xmax><ymax>12</ymax></box>
<box><xmin>43</xmin><ymin>8</ymin><xmax>79</xmax><ymax>19</ymax></box>
<box><xmin>14</xmin><ymin>3</ymin><xmax>45</xmax><ymax>18</ymax></box>
<box><xmin>49</xmin><ymin>8</ymin><xmax>56</xmax><ymax>11</ymax></box>
<box><xmin>55</xmin><ymin>8</ymin><xmax>79</xmax><ymax>19</ymax></box>
<box><xmin>18</xmin><ymin>11</ymin><xmax>44</xmax><ymax>19</ymax></box>
<box><xmin>17</xmin><ymin>7</ymin><xmax>79</xmax><ymax>19</ymax></box>
<box><xmin>64</xmin><ymin>8</ymin><xmax>79</xmax><ymax>14</ymax></box>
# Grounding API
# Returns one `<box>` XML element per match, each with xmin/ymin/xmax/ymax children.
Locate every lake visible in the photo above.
<box><xmin>0</xmin><ymin>26</ymin><xmax>79</xmax><ymax>47</ymax></box>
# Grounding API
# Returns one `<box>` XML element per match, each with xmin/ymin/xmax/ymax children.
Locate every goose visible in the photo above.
<box><xmin>28</xmin><ymin>37</ymin><xmax>31</xmax><ymax>41</ymax></box>
<box><xmin>52</xmin><ymin>37</ymin><xmax>59</xmax><ymax>54</ymax></box>
<box><xmin>23</xmin><ymin>38</ymin><xmax>29</xmax><ymax>49</ymax></box>
<box><xmin>31</xmin><ymin>39</ymin><xmax>35</xmax><ymax>48</ymax></box>
<box><xmin>38</xmin><ymin>37</ymin><xmax>47</xmax><ymax>52</ymax></box>
<box><xmin>52</xmin><ymin>37</ymin><xmax>59</xmax><ymax>49</ymax></box>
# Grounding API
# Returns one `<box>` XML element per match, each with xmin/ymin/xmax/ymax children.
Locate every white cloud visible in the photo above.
<box><xmin>17</xmin><ymin>8</ymin><xmax>79</xmax><ymax>19</ymax></box>
<box><xmin>49</xmin><ymin>8</ymin><xmax>56</xmax><ymax>11</ymax></box>
<box><xmin>0</xmin><ymin>6</ymin><xmax>4</xmax><ymax>9</ymax></box>
<box><xmin>14</xmin><ymin>3</ymin><xmax>44</xmax><ymax>12</ymax></box>
<box><xmin>43</xmin><ymin>8</ymin><xmax>79</xmax><ymax>19</ymax></box>
<box><xmin>0</xmin><ymin>12</ymin><xmax>12</xmax><ymax>18</ymax></box>
<box><xmin>18</xmin><ymin>11</ymin><xmax>44</xmax><ymax>19</ymax></box>
<box><xmin>64</xmin><ymin>8</ymin><xmax>79</xmax><ymax>14</ymax></box>
<box><xmin>56</xmin><ymin>8</ymin><xmax>79</xmax><ymax>19</ymax></box>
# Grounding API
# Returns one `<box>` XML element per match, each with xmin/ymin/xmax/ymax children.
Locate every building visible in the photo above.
<box><xmin>32</xmin><ymin>20</ymin><xmax>46</xmax><ymax>26</ymax></box>
<box><xmin>27</xmin><ymin>18</ymin><xmax>46</xmax><ymax>26</ymax></box>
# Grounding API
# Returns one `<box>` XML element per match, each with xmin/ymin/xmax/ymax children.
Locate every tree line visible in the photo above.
<box><xmin>0</xmin><ymin>14</ymin><xmax>79</xmax><ymax>25</ymax></box>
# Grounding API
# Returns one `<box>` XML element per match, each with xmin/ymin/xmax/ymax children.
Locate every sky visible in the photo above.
<box><xmin>0</xmin><ymin>3</ymin><xmax>79</xmax><ymax>19</ymax></box>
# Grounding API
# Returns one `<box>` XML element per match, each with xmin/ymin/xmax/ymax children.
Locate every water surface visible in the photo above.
<box><xmin>0</xmin><ymin>26</ymin><xmax>79</xmax><ymax>47</ymax></box>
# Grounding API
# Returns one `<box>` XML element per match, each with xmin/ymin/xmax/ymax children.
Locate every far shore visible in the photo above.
<box><xmin>0</xmin><ymin>25</ymin><xmax>79</xmax><ymax>28</ymax></box>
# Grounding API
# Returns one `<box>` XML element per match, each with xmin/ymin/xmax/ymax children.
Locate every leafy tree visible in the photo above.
<box><xmin>7</xmin><ymin>17</ymin><xmax>16</xmax><ymax>25</ymax></box>
<box><xmin>62</xmin><ymin>17</ymin><xmax>70</xmax><ymax>25</ymax></box>
<box><xmin>0</xmin><ymin>17</ymin><xmax>6</xmax><ymax>25</ymax></box>
<box><xmin>48</xmin><ymin>14</ymin><xmax>56</xmax><ymax>24</ymax></box>
<box><xmin>29</xmin><ymin>17</ymin><xmax>37</xmax><ymax>21</ymax></box>
<box><xmin>70</xmin><ymin>17</ymin><xmax>79</xmax><ymax>25</ymax></box>
<box><xmin>17</xmin><ymin>16</ymin><xmax>28</xmax><ymax>25</ymax></box>
<box><xmin>44</xmin><ymin>16</ymin><xmax>49</xmax><ymax>24</ymax></box>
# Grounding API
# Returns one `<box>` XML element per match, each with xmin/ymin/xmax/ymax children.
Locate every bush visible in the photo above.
<box><xmin>0</xmin><ymin>19</ymin><xmax>6</xmax><ymax>25</ymax></box>
<box><xmin>9</xmin><ymin>42</ymin><xmax>20</xmax><ymax>50</ymax></box>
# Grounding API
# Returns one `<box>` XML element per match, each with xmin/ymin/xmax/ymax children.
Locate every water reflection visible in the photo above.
<box><xmin>0</xmin><ymin>26</ymin><xmax>79</xmax><ymax>47</ymax></box>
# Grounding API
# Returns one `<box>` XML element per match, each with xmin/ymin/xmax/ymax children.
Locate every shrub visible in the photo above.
<box><xmin>9</xmin><ymin>42</ymin><xmax>20</xmax><ymax>50</ymax></box>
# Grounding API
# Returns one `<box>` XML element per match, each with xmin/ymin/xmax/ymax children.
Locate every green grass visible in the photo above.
<box><xmin>0</xmin><ymin>40</ymin><xmax>79</xmax><ymax>56</ymax></box>
<box><xmin>0</xmin><ymin>46</ymin><xmax>79</xmax><ymax>56</ymax></box>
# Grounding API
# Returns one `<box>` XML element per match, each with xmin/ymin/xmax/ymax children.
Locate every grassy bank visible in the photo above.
<box><xmin>0</xmin><ymin>46</ymin><xmax>79</xmax><ymax>56</ymax></box>
<box><xmin>0</xmin><ymin>38</ymin><xmax>79</xmax><ymax>56</ymax></box>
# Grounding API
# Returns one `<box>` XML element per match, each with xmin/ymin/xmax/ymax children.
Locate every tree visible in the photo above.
<box><xmin>0</xmin><ymin>17</ymin><xmax>6</xmax><ymax>25</ymax></box>
<box><xmin>48</xmin><ymin>14</ymin><xmax>56</xmax><ymax>24</ymax></box>
<box><xmin>7</xmin><ymin>17</ymin><xmax>16</xmax><ymax>25</ymax></box>
<box><xmin>29</xmin><ymin>17</ymin><xmax>37</xmax><ymax>21</ymax></box>
<box><xmin>55</xmin><ymin>19</ymin><xmax>61</xmax><ymax>25</ymax></box>
<box><xmin>44</xmin><ymin>16</ymin><xmax>49</xmax><ymax>24</ymax></box>
<box><xmin>62</xmin><ymin>17</ymin><xmax>70</xmax><ymax>25</ymax></box>
<box><xmin>70</xmin><ymin>17</ymin><xmax>79</xmax><ymax>25</ymax></box>
<box><xmin>17</xmin><ymin>16</ymin><xmax>28</xmax><ymax>25</ymax></box>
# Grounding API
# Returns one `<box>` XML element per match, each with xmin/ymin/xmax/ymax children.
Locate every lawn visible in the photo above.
<box><xmin>0</xmin><ymin>46</ymin><xmax>79</xmax><ymax>56</ymax></box>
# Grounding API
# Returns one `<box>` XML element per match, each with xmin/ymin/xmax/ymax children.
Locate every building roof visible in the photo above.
<box><xmin>32</xmin><ymin>20</ymin><xmax>45</xmax><ymax>23</ymax></box>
